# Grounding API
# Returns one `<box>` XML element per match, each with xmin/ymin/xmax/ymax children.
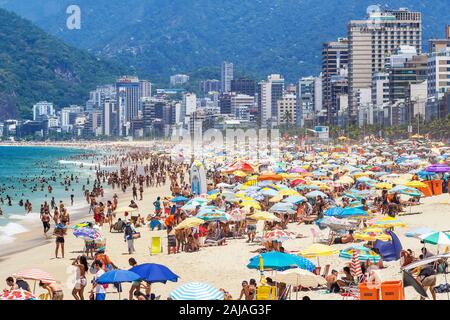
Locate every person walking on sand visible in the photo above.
<box><xmin>41</xmin><ymin>210</ymin><xmax>52</xmax><ymax>236</ymax></box>
<box><xmin>72</xmin><ymin>255</ymin><xmax>88</xmax><ymax>300</ymax></box>
<box><xmin>124</xmin><ymin>222</ymin><xmax>137</xmax><ymax>254</ymax></box>
<box><xmin>54</xmin><ymin>225</ymin><xmax>65</xmax><ymax>259</ymax></box>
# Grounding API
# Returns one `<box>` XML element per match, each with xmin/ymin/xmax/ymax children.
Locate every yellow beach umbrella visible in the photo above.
<box><xmin>233</xmin><ymin>170</ymin><xmax>248</xmax><ymax>177</ymax></box>
<box><xmin>298</xmin><ymin>244</ymin><xmax>339</xmax><ymax>258</ymax></box>
<box><xmin>404</xmin><ymin>181</ymin><xmax>428</xmax><ymax>189</ymax></box>
<box><xmin>375</xmin><ymin>182</ymin><xmax>393</xmax><ymax>190</ymax></box>
<box><xmin>278</xmin><ymin>189</ymin><xmax>300</xmax><ymax>196</ymax></box>
<box><xmin>269</xmin><ymin>195</ymin><xmax>283</xmax><ymax>203</ymax></box>
<box><xmin>248</xmin><ymin>211</ymin><xmax>280</xmax><ymax>221</ymax></box>
<box><xmin>371</xmin><ymin>216</ymin><xmax>406</xmax><ymax>228</ymax></box>
<box><xmin>339</xmin><ymin>176</ymin><xmax>354</xmax><ymax>185</ymax></box>
<box><xmin>175</xmin><ymin>217</ymin><xmax>205</xmax><ymax>230</ymax></box>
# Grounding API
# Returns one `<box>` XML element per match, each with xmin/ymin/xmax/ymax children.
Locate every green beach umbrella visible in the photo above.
<box><xmin>419</xmin><ymin>232</ymin><xmax>450</xmax><ymax>246</ymax></box>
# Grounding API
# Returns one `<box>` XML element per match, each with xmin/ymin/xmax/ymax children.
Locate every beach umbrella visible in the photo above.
<box><xmin>258</xmin><ymin>173</ymin><xmax>284</xmax><ymax>181</ymax></box>
<box><xmin>269</xmin><ymin>202</ymin><xmax>296</xmax><ymax>214</ymax></box>
<box><xmin>354</xmin><ymin>228</ymin><xmax>391</xmax><ymax>241</ymax></box>
<box><xmin>1</xmin><ymin>289</ymin><xmax>37</xmax><ymax>301</ymax></box>
<box><xmin>260</xmin><ymin>188</ymin><xmax>279</xmax><ymax>197</ymax></box>
<box><xmin>371</xmin><ymin>216</ymin><xmax>406</xmax><ymax>228</ymax></box>
<box><xmin>13</xmin><ymin>268</ymin><xmax>56</xmax><ymax>293</ymax></box>
<box><xmin>71</xmin><ymin>222</ymin><xmax>90</xmax><ymax>229</ymax></box>
<box><xmin>226</xmin><ymin>208</ymin><xmax>246</xmax><ymax>221</ymax></box>
<box><xmin>278</xmin><ymin>189</ymin><xmax>300</xmax><ymax>196</ymax></box>
<box><xmin>419</xmin><ymin>232</ymin><xmax>450</xmax><ymax>246</ymax></box>
<box><xmin>13</xmin><ymin>268</ymin><xmax>56</xmax><ymax>283</ymax></box>
<box><xmin>232</xmin><ymin>170</ymin><xmax>249</xmax><ymax>177</ymax></box>
<box><xmin>73</xmin><ymin>227</ymin><xmax>102</xmax><ymax>241</ymax></box>
<box><xmin>305</xmin><ymin>191</ymin><xmax>327</xmax><ymax>198</ymax></box>
<box><xmin>425</xmin><ymin>165</ymin><xmax>450</xmax><ymax>173</ymax></box>
<box><xmin>404</xmin><ymin>181</ymin><xmax>428</xmax><ymax>189</ymax></box>
<box><xmin>316</xmin><ymin>216</ymin><xmax>354</xmax><ymax>231</ymax></box>
<box><xmin>129</xmin><ymin>263</ymin><xmax>179</xmax><ymax>284</ymax></box>
<box><xmin>340</xmin><ymin>207</ymin><xmax>369</xmax><ymax>218</ymax></box>
<box><xmin>282</xmin><ymin>195</ymin><xmax>306</xmax><ymax>204</ymax></box>
<box><xmin>324</xmin><ymin>207</ymin><xmax>344</xmax><ymax>217</ymax></box>
<box><xmin>216</xmin><ymin>182</ymin><xmax>233</xmax><ymax>188</ymax></box>
<box><xmin>298</xmin><ymin>244</ymin><xmax>339</xmax><ymax>258</ymax></box>
<box><xmin>272</xmin><ymin>269</ymin><xmax>326</xmax><ymax>291</ymax></box>
<box><xmin>375</xmin><ymin>182</ymin><xmax>393</xmax><ymax>190</ymax></box>
<box><xmin>389</xmin><ymin>185</ymin><xmax>422</xmax><ymax>197</ymax></box>
<box><xmin>263</xmin><ymin>230</ymin><xmax>296</xmax><ymax>242</ymax></box>
<box><xmin>171</xmin><ymin>196</ymin><xmax>189</xmax><ymax>203</ymax></box>
<box><xmin>175</xmin><ymin>217</ymin><xmax>205</xmax><ymax>230</ymax></box>
<box><xmin>338</xmin><ymin>176</ymin><xmax>355</xmax><ymax>185</ymax></box>
<box><xmin>405</xmin><ymin>227</ymin><xmax>436</xmax><ymax>239</ymax></box>
<box><xmin>248</xmin><ymin>211</ymin><xmax>280</xmax><ymax>222</ymax></box>
<box><xmin>170</xmin><ymin>282</ymin><xmax>224</xmax><ymax>300</ymax></box>
<box><xmin>96</xmin><ymin>270</ymin><xmax>141</xmax><ymax>284</ymax></box>
<box><xmin>350</xmin><ymin>251</ymin><xmax>363</xmax><ymax>278</ymax></box>
<box><xmin>247</xmin><ymin>251</ymin><xmax>315</xmax><ymax>272</ymax></box>
<box><xmin>339</xmin><ymin>246</ymin><xmax>381</xmax><ymax>263</ymax></box>
<box><xmin>196</xmin><ymin>208</ymin><xmax>229</xmax><ymax>222</ymax></box>
<box><xmin>290</xmin><ymin>179</ymin><xmax>307</xmax><ymax>187</ymax></box>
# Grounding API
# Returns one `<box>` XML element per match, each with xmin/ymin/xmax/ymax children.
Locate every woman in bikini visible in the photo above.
<box><xmin>72</xmin><ymin>255</ymin><xmax>88</xmax><ymax>300</ymax></box>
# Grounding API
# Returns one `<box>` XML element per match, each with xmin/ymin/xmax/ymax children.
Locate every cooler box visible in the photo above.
<box><xmin>432</xmin><ymin>180</ymin><xmax>442</xmax><ymax>195</ymax></box>
<box><xmin>380</xmin><ymin>281</ymin><xmax>404</xmax><ymax>300</ymax></box>
<box><xmin>424</xmin><ymin>181</ymin><xmax>434</xmax><ymax>195</ymax></box>
<box><xmin>417</xmin><ymin>186</ymin><xmax>432</xmax><ymax>197</ymax></box>
<box><xmin>358</xmin><ymin>283</ymin><xmax>380</xmax><ymax>300</ymax></box>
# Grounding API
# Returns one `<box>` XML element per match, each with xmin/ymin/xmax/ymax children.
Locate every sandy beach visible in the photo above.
<box><xmin>0</xmin><ymin>181</ymin><xmax>449</xmax><ymax>300</ymax></box>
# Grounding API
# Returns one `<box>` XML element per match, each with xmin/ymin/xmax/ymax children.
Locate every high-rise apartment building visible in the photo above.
<box><xmin>348</xmin><ymin>7</ymin><xmax>422</xmax><ymax>123</ymax></box>
<box><xmin>231</xmin><ymin>77</ymin><xmax>256</xmax><ymax>96</ymax></box>
<box><xmin>139</xmin><ymin>80</ymin><xmax>152</xmax><ymax>98</ymax></box>
<box><xmin>221</xmin><ymin>62</ymin><xmax>234</xmax><ymax>93</ymax></box>
<box><xmin>428</xmin><ymin>47</ymin><xmax>450</xmax><ymax>99</ymax></box>
<box><xmin>429</xmin><ymin>25</ymin><xmax>450</xmax><ymax>54</ymax></box>
<box><xmin>277</xmin><ymin>94</ymin><xmax>297</xmax><ymax>126</ymax></box>
<box><xmin>257</xmin><ymin>74</ymin><xmax>285</xmax><ymax>127</ymax></box>
<box><xmin>33</xmin><ymin>101</ymin><xmax>55</xmax><ymax>121</ymax></box>
<box><xmin>116</xmin><ymin>76</ymin><xmax>140</xmax><ymax>123</ymax></box>
<box><xmin>388</xmin><ymin>46</ymin><xmax>427</xmax><ymax>102</ymax></box>
<box><xmin>170</xmin><ymin>74</ymin><xmax>190</xmax><ymax>87</ymax></box>
<box><xmin>200</xmin><ymin>79</ymin><xmax>221</xmax><ymax>94</ymax></box>
<box><xmin>322</xmin><ymin>38</ymin><xmax>349</xmax><ymax>123</ymax></box>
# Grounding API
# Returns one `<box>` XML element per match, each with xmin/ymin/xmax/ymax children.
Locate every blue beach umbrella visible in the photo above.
<box><xmin>269</xmin><ymin>202</ymin><xmax>296</xmax><ymax>214</ymax></box>
<box><xmin>129</xmin><ymin>263</ymin><xmax>179</xmax><ymax>284</ymax></box>
<box><xmin>170</xmin><ymin>282</ymin><xmax>224</xmax><ymax>300</ymax></box>
<box><xmin>247</xmin><ymin>251</ymin><xmax>315</xmax><ymax>272</ymax></box>
<box><xmin>96</xmin><ymin>269</ymin><xmax>141</xmax><ymax>284</ymax></box>
<box><xmin>324</xmin><ymin>207</ymin><xmax>344</xmax><ymax>217</ymax></box>
<box><xmin>389</xmin><ymin>185</ymin><xmax>422</xmax><ymax>197</ymax></box>
<box><xmin>171</xmin><ymin>196</ymin><xmax>189</xmax><ymax>203</ymax></box>
<box><xmin>282</xmin><ymin>195</ymin><xmax>306</xmax><ymax>205</ymax></box>
<box><xmin>196</xmin><ymin>208</ymin><xmax>229</xmax><ymax>222</ymax></box>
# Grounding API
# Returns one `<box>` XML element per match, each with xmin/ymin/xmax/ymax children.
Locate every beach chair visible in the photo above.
<box><xmin>39</xmin><ymin>293</ymin><xmax>49</xmax><ymax>300</ymax></box>
<box><xmin>150</xmin><ymin>236</ymin><xmax>162</xmax><ymax>255</ymax></box>
<box><xmin>322</xmin><ymin>264</ymin><xmax>331</xmax><ymax>278</ymax></box>
<box><xmin>256</xmin><ymin>285</ymin><xmax>277</xmax><ymax>300</ymax></box>
<box><xmin>310</xmin><ymin>228</ymin><xmax>329</xmax><ymax>244</ymax></box>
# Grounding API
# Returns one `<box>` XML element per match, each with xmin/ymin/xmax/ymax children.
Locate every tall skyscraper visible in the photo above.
<box><xmin>257</xmin><ymin>74</ymin><xmax>285</xmax><ymax>127</ymax></box>
<box><xmin>180</xmin><ymin>93</ymin><xmax>197</xmax><ymax>125</ymax></box>
<box><xmin>428</xmin><ymin>47</ymin><xmax>450</xmax><ymax>99</ymax></box>
<box><xmin>116</xmin><ymin>76</ymin><xmax>140</xmax><ymax>136</ymax></box>
<box><xmin>102</xmin><ymin>99</ymin><xmax>117</xmax><ymax>136</ymax></box>
<box><xmin>297</xmin><ymin>77</ymin><xmax>316</xmax><ymax>127</ymax></box>
<box><xmin>348</xmin><ymin>7</ymin><xmax>422</xmax><ymax>123</ymax></box>
<box><xmin>139</xmin><ymin>80</ymin><xmax>152</xmax><ymax>98</ymax></box>
<box><xmin>322</xmin><ymin>38</ymin><xmax>349</xmax><ymax>124</ymax></box>
<box><xmin>221</xmin><ymin>61</ymin><xmax>234</xmax><ymax>93</ymax></box>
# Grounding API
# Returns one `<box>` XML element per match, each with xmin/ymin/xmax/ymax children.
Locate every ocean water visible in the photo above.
<box><xmin>0</xmin><ymin>146</ymin><xmax>99</xmax><ymax>243</ymax></box>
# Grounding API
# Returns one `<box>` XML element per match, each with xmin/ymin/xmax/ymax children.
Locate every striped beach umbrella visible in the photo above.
<box><xmin>419</xmin><ymin>232</ymin><xmax>450</xmax><ymax>246</ymax></box>
<box><xmin>350</xmin><ymin>251</ymin><xmax>363</xmax><ymax>278</ymax></box>
<box><xmin>13</xmin><ymin>268</ymin><xmax>56</xmax><ymax>283</ymax></box>
<box><xmin>263</xmin><ymin>230</ymin><xmax>296</xmax><ymax>242</ymax></box>
<box><xmin>1</xmin><ymin>289</ymin><xmax>37</xmax><ymax>301</ymax></box>
<box><xmin>170</xmin><ymin>282</ymin><xmax>224</xmax><ymax>300</ymax></box>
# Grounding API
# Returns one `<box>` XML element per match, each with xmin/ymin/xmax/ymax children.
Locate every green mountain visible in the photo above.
<box><xmin>1</xmin><ymin>0</ymin><xmax>449</xmax><ymax>83</ymax></box>
<box><xmin>0</xmin><ymin>8</ymin><xmax>126</xmax><ymax>120</ymax></box>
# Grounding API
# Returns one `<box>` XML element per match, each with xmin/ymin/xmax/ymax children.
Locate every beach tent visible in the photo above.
<box><xmin>373</xmin><ymin>231</ymin><xmax>402</xmax><ymax>262</ymax></box>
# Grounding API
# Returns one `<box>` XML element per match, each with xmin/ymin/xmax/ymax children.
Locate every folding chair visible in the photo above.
<box><xmin>256</xmin><ymin>285</ymin><xmax>277</xmax><ymax>300</ymax></box>
<box><xmin>150</xmin><ymin>236</ymin><xmax>162</xmax><ymax>255</ymax></box>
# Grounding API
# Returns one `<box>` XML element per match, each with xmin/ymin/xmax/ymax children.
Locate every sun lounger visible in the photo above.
<box><xmin>150</xmin><ymin>236</ymin><xmax>162</xmax><ymax>255</ymax></box>
<box><xmin>256</xmin><ymin>285</ymin><xmax>277</xmax><ymax>300</ymax></box>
